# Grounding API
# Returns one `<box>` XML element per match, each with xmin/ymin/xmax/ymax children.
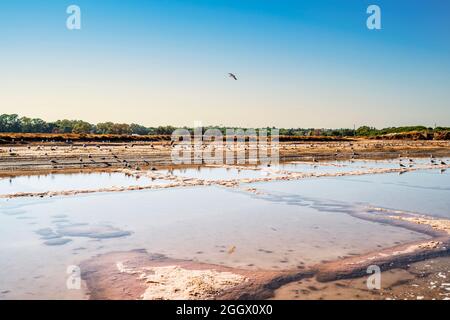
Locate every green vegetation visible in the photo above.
<box><xmin>0</xmin><ymin>114</ymin><xmax>179</xmax><ymax>136</ymax></box>
<box><xmin>0</xmin><ymin>114</ymin><xmax>448</xmax><ymax>137</ymax></box>
<box><xmin>354</xmin><ymin>126</ymin><xmax>438</xmax><ymax>136</ymax></box>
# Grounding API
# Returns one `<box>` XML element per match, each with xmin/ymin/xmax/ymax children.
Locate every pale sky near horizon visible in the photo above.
<box><xmin>1</xmin><ymin>0</ymin><xmax>449</xmax><ymax>128</ymax></box>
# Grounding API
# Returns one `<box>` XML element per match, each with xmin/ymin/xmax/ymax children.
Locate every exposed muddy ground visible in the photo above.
<box><xmin>1</xmin><ymin>140</ymin><xmax>450</xmax><ymax>175</ymax></box>
<box><xmin>272</xmin><ymin>256</ymin><xmax>450</xmax><ymax>300</ymax></box>
<box><xmin>80</xmin><ymin>249</ymin><xmax>306</xmax><ymax>300</ymax></box>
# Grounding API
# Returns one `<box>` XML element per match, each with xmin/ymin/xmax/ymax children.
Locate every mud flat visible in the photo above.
<box><xmin>1</xmin><ymin>139</ymin><xmax>450</xmax><ymax>175</ymax></box>
<box><xmin>272</xmin><ymin>256</ymin><xmax>450</xmax><ymax>300</ymax></box>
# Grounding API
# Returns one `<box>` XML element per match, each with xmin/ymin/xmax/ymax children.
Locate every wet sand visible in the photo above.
<box><xmin>272</xmin><ymin>256</ymin><xmax>450</xmax><ymax>300</ymax></box>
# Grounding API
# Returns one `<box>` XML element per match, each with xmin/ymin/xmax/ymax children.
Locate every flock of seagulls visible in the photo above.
<box><xmin>397</xmin><ymin>154</ymin><xmax>447</xmax><ymax>174</ymax></box>
<box><xmin>2</xmin><ymin>133</ymin><xmax>449</xmax><ymax>174</ymax></box>
<box><xmin>3</xmin><ymin>143</ymin><xmax>157</xmax><ymax>171</ymax></box>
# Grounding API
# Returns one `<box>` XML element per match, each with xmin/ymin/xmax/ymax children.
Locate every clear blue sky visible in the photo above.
<box><xmin>1</xmin><ymin>0</ymin><xmax>449</xmax><ymax>128</ymax></box>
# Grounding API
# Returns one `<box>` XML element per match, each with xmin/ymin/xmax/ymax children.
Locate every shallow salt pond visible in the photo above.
<box><xmin>247</xmin><ymin>169</ymin><xmax>450</xmax><ymax>218</ymax></box>
<box><xmin>0</xmin><ymin>159</ymin><xmax>448</xmax><ymax>299</ymax></box>
<box><xmin>0</xmin><ymin>185</ymin><xmax>427</xmax><ymax>299</ymax></box>
<box><xmin>0</xmin><ymin>172</ymin><xmax>170</xmax><ymax>195</ymax></box>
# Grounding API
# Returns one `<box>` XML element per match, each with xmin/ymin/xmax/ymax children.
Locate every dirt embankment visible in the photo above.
<box><xmin>372</xmin><ymin>131</ymin><xmax>450</xmax><ymax>141</ymax></box>
<box><xmin>0</xmin><ymin>133</ymin><xmax>171</xmax><ymax>144</ymax></box>
<box><xmin>2</xmin><ymin>130</ymin><xmax>450</xmax><ymax>143</ymax></box>
<box><xmin>1</xmin><ymin>131</ymin><xmax>449</xmax><ymax>145</ymax></box>
<box><xmin>0</xmin><ymin>133</ymin><xmax>353</xmax><ymax>144</ymax></box>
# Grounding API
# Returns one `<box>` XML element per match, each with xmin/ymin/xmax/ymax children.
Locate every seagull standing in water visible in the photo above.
<box><xmin>228</xmin><ymin>73</ymin><xmax>238</xmax><ymax>80</ymax></box>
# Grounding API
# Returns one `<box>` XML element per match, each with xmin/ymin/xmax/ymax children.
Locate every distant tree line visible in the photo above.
<box><xmin>0</xmin><ymin>114</ymin><xmax>177</xmax><ymax>135</ymax></box>
<box><xmin>0</xmin><ymin>114</ymin><xmax>448</xmax><ymax>137</ymax></box>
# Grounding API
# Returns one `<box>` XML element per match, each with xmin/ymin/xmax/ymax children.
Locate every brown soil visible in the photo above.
<box><xmin>272</xmin><ymin>256</ymin><xmax>450</xmax><ymax>300</ymax></box>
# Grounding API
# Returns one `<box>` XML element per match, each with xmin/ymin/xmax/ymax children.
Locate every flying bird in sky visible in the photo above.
<box><xmin>228</xmin><ymin>73</ymin><xmax>237</xmax><ymax>80</ymax></box>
